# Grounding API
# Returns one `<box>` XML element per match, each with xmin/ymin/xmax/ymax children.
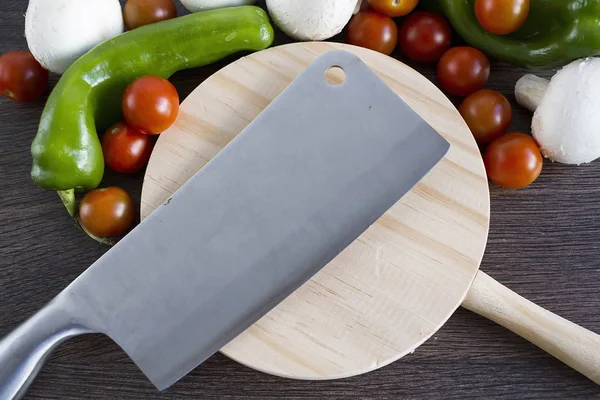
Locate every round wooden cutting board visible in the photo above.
<box><xmin>141</xmin><ymin>42</ymin><xmax>490</xmax><ymax>380</ymax></box>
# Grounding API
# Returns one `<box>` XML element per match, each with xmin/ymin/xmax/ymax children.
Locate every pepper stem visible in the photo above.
<box><xmin>57</xmin><ymin>190</ymin><xmax>115</xmax><ymax>246</ymax></box>
<box><xmin>57</xmin><ymin>189</ymin><xmax>76</xmax><ymax>217</ymax></box>
<box><xmin>515</xmin><ymin>74</ymin><xmax>550</xmax><ymax>113</ymax></box>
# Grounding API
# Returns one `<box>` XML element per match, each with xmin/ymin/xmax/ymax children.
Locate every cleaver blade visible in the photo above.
<box><xmin>0</xmin><ymin>50</ymin><xmax>449</xmax><ymax>397</ymax></box>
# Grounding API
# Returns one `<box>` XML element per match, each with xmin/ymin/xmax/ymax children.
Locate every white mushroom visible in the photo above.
<box><xmin>25</xmin><ymin>0</ymin><xmax>124</xmax><ymax>75</ymax></box>
<box><xmin>180</xmin><ymin>0</ymin><xmax>256</xmax><ymax>13</ymax></box>
<box><xmin>515</xmin><ymin>57</ymin><xmax>600</xmax><ymax>165</ymax></box>
<box><xmin>266</xmin><ymin>0</ymin><xmax>360</xmax><ymax>41</ymax></box>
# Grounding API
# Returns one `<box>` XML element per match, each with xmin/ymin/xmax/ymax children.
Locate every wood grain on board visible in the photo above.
<box><xmin>140</xmin><ymin>41</ymin><xmax>490</xmax><ymax>379</ymax></box>
<box><xmin>1</xmin><ymin>0</ymin><xmax>600</xmax><ymax>398</ymax></box>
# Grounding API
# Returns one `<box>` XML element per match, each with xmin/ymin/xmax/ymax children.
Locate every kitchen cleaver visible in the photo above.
<box><xmin>0</xmin><ymin>50</ymin><xmax>449</xmax><ymax>399</ymax></box>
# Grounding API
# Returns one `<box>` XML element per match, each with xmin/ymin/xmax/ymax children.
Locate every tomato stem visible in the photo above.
<box><xmin>57</xmin><ymin>189</ymin><xmax>116</xmax><ymax>246</ymax></box>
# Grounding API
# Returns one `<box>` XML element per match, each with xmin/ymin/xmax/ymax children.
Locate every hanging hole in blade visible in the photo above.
<box><xmin>324</xmin><ymin>66</ymin><xmax>346</xmax><ymax>86</ymax></box>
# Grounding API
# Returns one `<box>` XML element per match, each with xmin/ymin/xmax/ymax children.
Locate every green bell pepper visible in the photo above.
<box><xmin>31</xmin><ymin>6</ymin><xmax>274</xmax><ymax>191</ymax></box>
<box><xmin>427</xmin><ymin>0</ymin><xmax>600</xmax><ymax>69</ymax></box>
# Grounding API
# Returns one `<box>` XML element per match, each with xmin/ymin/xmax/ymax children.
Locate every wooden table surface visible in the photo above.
<box><xmin>1</xmin><ymin>1</ymin><xmax>599</xmax><ymax>399</ymax></box>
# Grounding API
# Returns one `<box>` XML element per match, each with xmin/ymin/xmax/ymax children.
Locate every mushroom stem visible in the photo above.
<box><xmin>515</xmin><ymin>74</ymin><xmax>550</xmax><ymax>113</ymax></box>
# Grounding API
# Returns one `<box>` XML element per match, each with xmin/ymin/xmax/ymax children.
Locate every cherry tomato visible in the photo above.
<box><xmin>475</xmin><ymin>0</ymin><xmax>529</xmax><ymax>35</ymax></box>
<box><xmin>122</xmin><ymin>75</ymin><xmax>179</xmax><ymax>135</ymax></box>
<box><xmin>79</xmin><ymin>187</ymin><xmax>135</xmax><ymax>237</ymax></box>
<box><xmin>347</xmin><ymin>11</ymin><xmax>398</xmax><ymax>56</ymax></box>
<box><xmin>459</xmin><ymin>89</ymin><xmax>512</xmax><ymax>144</ymax></box>
<box><xmin>483</xmin><ymin>132</ymin><xmax>542</xmax><ymax>189</ymax></box>
<box><xmin>397</xmin><ymin>11</ymin><xmax>452</xmax><ymax>63</ymax></box>
<box><xmin>0</xmin><ymin>51</ymin><xmax>48</xmax><ymax>102</ymax></box>
<box><xmin>123</xmin><ymin>0</ymin><xmax>177</xmax><ymax>30</ymax></box>
<box><xmin>437</xmin><ymin>47</ymin><xmax>490</xmax><ymax>97</ymax></box>
<box><xmin>367</xmin><ymin>0</ymin><xmax>419</xmax><ymax>17</ymax></box>
<box><xmin>102</xmin><ymin>122</ymin><xmax>153</xmax><ymax>174</ymax></box>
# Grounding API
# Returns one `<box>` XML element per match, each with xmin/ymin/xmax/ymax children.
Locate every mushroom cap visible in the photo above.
<box><xmin>25</xmin><ymin>0</ymin><xmax>124</xmax><ymax>74</ymax></box>
<box><xmin>533</xmin><ymin>57</ymin><xmax>600</xmax><ymax>164</ymax></box>
<box><xmin>267</xmin><ymin>0</ymin><xmax>358</xmax><ymax>41</ymax></box>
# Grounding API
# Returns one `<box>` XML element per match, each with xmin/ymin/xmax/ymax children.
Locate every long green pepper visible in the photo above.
<box><xmin>427</xmin><ymin>0</ymin><xmax>600</xmax><ymax>69</ymax></box>
<box><xmin>31</xmin><ymin>6</ymin><xmax>274</xmax><ymax>191</ymax></box>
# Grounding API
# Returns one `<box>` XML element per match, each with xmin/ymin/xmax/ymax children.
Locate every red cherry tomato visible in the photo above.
<box><xmin>367</xmin><ymin>0</ymin><xmax>419</xmax><ymax>17</ymax></box>
<box><xmin>347</xmin><ymin>11</ymin><xmax>398</xmax><ymax>56</ymax></box>
<box><xmin>475</xmin><ymin>0</ymin><xmax>530</xmax><ymax>35</ymax></box>
<box><xmin>437</xmin><ymin>47</ymin><xmax>490</xmax><ymax>96</ymax></box>
<box><xmin>124</xmin><ymin>0</ymin><xmax>177</xmax><ymax>30</ymax></box>
<box><xmin>398</xmin><ymin>11</ymin><xmax>452</xmax><ymax>63</ymax></box>
<box><xmin>483</xmin><ymin>132</ymin><xmax>542</xmax><ymax>189</ymax></box>
<box><xmin>459</xmin><ymin>89</ymin><xmax>512</xmax><ymax>144</ymax></box>
<box><xmin>101</xmin><ymin>122</ymin><xmax>153</xmax><ymax>174</ymax></box>
<box><xmin>79</xmin><ymin>187</ymin><xmax>135</xmax><ymax>237</ymax></box>
<box><xmin>0</xmin><ymin>51</ymin><xmax>48</xmax><ymax>102</ymax></box>
<box><xmin>122</xmin><ymin>75</ymin><xmax>179</xmax><ymax>135</ymax></box>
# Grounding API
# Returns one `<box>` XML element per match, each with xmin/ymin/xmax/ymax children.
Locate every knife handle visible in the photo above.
<box><xmin>0</xmin><ymin>294</ymin><xmax>93</xmax><ymax>400</ymax></box>
<box><xmin>462</xmin><ymin>271</ymin><xmax>600</xmax><ymax>385</ymax></box>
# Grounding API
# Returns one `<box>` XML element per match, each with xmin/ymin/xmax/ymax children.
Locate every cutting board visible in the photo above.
<box><xmin>140</xmin><ymin>42</ymin><xmax>490</xmax><ymax>379</ymax></box>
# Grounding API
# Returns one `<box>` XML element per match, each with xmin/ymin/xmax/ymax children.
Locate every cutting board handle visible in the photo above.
<box><xmin>463</xmin><ymin>271</ymin><xmax>600</xmax><ymax>385</ymax></box>
<box><xmin>0</xmin><ymin>293</ymin><xmax>93</xmax><ymax>400</ymax></box>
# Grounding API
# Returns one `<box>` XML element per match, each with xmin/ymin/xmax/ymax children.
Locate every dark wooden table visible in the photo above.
<box><xmin>1</xmin><ymin>1</ymin><xmax>599</xmax><ymax>399</ymax></box>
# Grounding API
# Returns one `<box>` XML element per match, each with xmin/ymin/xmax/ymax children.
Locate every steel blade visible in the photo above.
<box><xmin>64</xmin><ymin>50</ymin><xmax>450</xmax><ymax>390</ymax></box>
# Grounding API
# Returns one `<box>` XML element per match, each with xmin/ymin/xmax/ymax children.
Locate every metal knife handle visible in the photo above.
<box><xmin>0</xmin><ymin>295</ymin><xmax>93</xmax><ymax>400</ymax></box>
